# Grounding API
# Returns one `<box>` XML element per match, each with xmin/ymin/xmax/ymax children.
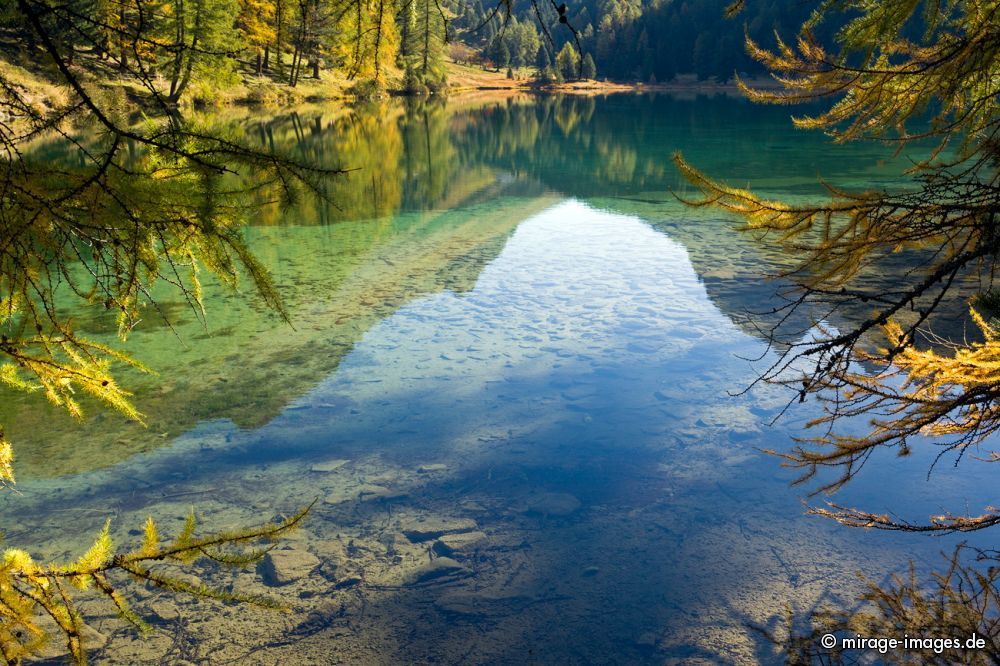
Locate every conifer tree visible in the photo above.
<box><xmin>265</xmin><ymin>0</ymin><xmax>294</xmax><ymax>72</ymax></box>
<box><xmin>238</xmin><ymin>0</ymin><xmax>277</xmax><ymax>74</ymax></box>
<box><xmin>401</xmin><ymin>0</ymin><xmax>448</xmax><ymax>92</ymax></box>
<box><xmin>581</xmin><ymin>52</ymin><xmax>595</xmax><ymax>79</ymax></box>
<box><xmin>535</xmin><ymin>43</ymin><xmax>551</xmax><ymax>70</ymax></box>
<box><xmin>158</xmin><ymin>0</ymin><xmax>240</xmax><ymax>101</ymax></box>
<box><xmin>333</xmin><ymin>0</ymin><xmax>399</xmax><ymax>82</ymax></box>
<box><xmin>495</xmin><ymin>38</ymin><xmax>510</xmax><ymax>70</ymax></box>
<box><xmin>555</xmin><ymin>41</ymin><xmax>576</xmax><ymax>80</ymax></box>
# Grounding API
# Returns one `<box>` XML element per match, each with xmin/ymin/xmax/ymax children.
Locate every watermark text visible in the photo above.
<box><xmin>821</xmin><ymin>632</ymin><xmax>987</xmax><ymax>654</ymax></box>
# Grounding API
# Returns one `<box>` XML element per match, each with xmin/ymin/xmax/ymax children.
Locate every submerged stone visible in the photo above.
<box><xmin>310</xmin><ymin>459</ymin><xmax>350</xmax><ymax>473</ymax></box>
<box><xmin>434</xmin><ymin>591</ymin><xmax>535</xmax><ymax>617</ymax></box>
<box><xmin>432</xmin><ymin>531</ymin><xmax>487</xmax><ymax>556</ymax></box>
<box><xmin>357</xmin><ymin>484</ymin><xmax>406</xmax><ymax>501</ymax></box>
<box><xmin>434</xmin><ymin>593</ymin><xmax>489</xmax><ymax>617</ymax></box>
<box><xmin>335</xmin><ymin>576</ymin><xmax>363</xmax><ymax>589</ymax></box>
<box><xmin>523</xmin><ymin>492</ymin><xmax>581</xmax><ymax>516</ymax></box>
<box><xmin>312</xmin><ymin>539</ymin><xmax>348</xmax><ymax>566</ymax></box>
<box><xmin>399</xmin><ymin>517</ymin><xmax>477</xmax><ymax>542</ymax></box>
<box><xmin>34</xmin><ymin>617</ymin><xmax>107</xmax><ymax>659</ymax></box>
<box><xmin>406</xmin><ymin>557</ymin><xmax>471</xmax><ymax>585</ymax></box>
<box><xmin>147</xmin><ymin>600</ymin><xmax>180</xmax><ymax>623</ymax></box>
<box><xmin>636</xmin><ymin>632</ymin><xmax>660</xmax><ymax>650</ymax></box>
<box><xmin>260</xmin><ymin>548</ymin><xmax>320</xmax><ymax>586</ymax></box>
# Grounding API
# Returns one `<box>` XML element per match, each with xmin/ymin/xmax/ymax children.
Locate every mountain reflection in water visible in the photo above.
<box><xmin>1</xmin><ymin>94</ymin><xmax>993</xmax><ymax>664</ymax></box>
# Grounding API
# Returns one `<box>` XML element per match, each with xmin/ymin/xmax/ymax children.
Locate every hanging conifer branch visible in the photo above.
<box><xmin>0</xmin><ymin>5</ymin><xmax>339</xmax><ymax>661</ymax></box>
<box><xmin>676</xmin><ymin>0</ymin><xmax>1000</xmax><ymax>532</ymax></box>
<box><xmin>0</xmin><ymin>504</ymin><xmax>312</xmax><ymax>664</ymax></box>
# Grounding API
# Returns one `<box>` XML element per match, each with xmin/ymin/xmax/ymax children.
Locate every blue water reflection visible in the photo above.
<box><xmin>3</xmin><ymin>97</ymin><xmax>995</xmax><ymax>664</ymax></box>
<box><xmin>200</xmin><ymin>201</ymin><xmax>996</xmax><ymax>662</ymax></box>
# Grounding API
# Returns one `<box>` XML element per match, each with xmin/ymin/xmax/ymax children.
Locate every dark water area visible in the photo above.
<box><xmin>2</xmin><ymin>93</ymin><xmax>994</xmax><ymax>664</ymax></box>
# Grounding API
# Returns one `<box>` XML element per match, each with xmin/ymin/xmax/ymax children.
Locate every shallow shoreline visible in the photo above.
<box><xmin>207</xmin><ymin>63</ymin><xmax>772</xmax><ymax>109</ymax></box>
<box><xmin>2</xmin><ymin>53</ymin><xmax>768</xmax><ymax>116</ymax></box>
<box><xmin>215</xmin><ymin>78</ymin><xmax>762</xmax><ymax>110</ymax></box>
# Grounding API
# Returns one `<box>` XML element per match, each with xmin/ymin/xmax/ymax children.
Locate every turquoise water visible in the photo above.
<box><xmin>3</xmin><ymin>94</ymin><xmax>993</xmax><ymax>664</ymax></box>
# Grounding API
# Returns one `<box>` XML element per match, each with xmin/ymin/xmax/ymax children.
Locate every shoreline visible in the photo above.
<box><xmin>2</xmin><ymin>54</ymin><xmax>769</xmax><ymax>116</ymax></box>
<box><xmin>220</xmin><ymin>77</ymin><xmax>765</xmax><ymax>110</ymax></box>
<box><xmin>204</xmin><ymin>62</ymin><xmax>771</xmax><ymax>109</ymax></box>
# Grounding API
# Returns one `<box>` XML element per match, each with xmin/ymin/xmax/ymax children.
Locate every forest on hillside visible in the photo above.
<box><xmin>1</xmin><ymin>0</ymin><xmax>840</xmax><ymax>100</ymax></box>
<box><xmin>454</xmin><ymin>0</ymin><xmax>828</xmax><ymax>82</ymax></box>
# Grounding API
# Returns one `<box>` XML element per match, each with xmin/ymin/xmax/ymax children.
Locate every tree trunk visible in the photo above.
<box><xmin>289</xmin><ymin>46</ymin><xmax>300</xmax><ymax>86</ymax></box>
<box><xmin>373</xmin><ymin>0</ymin><xmax>385</xmax><ymax>80</ymax></box>
<box><xmin>274</xmin><ymin>0</ymin><xmax>284</xmax><ymax>75</ymax></box>
<box><xmin>348</xmin><ymin>0</ymin><xmax>361</xmax><ymax>79</ymax></box>
<box><xmin>422</xmin><ymin>0</ymin><xmax>430</xmax><ymax>75</ymax></box>
<box><xmin>118</xmin><ymin>7</ymin><xmax>128</xmax><ymax>70</ymax></box>
<box><xmin>309</xmin><ymin>0</ymin><xmax>320</xmax><ymax>78</ymax></box>
<box><xmin>170</xmin><ymin>0</ymin><xmax>203</xmax><ymax>102</ymax></box>
<box><xmin>168</xmin><ymin>0</ymin><xmax>186</xmax><ymax>99</ymax></box>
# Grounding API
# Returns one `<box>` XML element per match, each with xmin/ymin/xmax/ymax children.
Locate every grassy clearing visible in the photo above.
<box><xmin>0</xmin><ymin>58</ymin><xmax>69</xmax><ymax>113</ymax></box>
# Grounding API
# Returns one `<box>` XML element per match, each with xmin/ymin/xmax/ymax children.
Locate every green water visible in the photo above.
<box><xmin>1</xmin><ymin>94</ymin><xmax>991</xmax><ymax>664</ymax></box>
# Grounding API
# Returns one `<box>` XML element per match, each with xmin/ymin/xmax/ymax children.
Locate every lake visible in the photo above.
<box><xmin>2</xmin><ymin>93</ymin><xmax>992</xmax><ymax>664</ymax></box>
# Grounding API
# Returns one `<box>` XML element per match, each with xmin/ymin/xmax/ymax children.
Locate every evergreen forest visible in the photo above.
<box><xmin>0</xmin><ymin>0</ymin><xmax>842</xmax><ymax>102</ymax></box>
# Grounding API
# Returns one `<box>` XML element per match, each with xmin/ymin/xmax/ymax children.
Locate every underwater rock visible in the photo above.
<box><xmin>313</xmin><ymin>539</ymin><xmax>348</xmax><ymax>565</ymax></box>
<box><xmin>74</xmin><ymin>599</ymin><xmax>119</xmax><ymax>622</ymax></box>
<box><xmin>147</xmin><ymin>600</ymin><xmax>180</xmax><ymax>623</ymax></box>
<box><xmin>433</xmin><ymin>593</ymin><xmax>489</xmax><ymax>617</ymax></box>
<box><xmin>33</xmin><ymin>617</ymin><xmax>107</xmax><ymax>659</ymax></box>
<box><xmin>399</xmin><ymin>517</ymin><xmax>477</xmax><ymax>542</ymax></box>
<box><xmin>460</xmin><ymin>500</ymin><xmax>488</xmax><ymax>513</ymax></box>
<box><xmin>322</xmin><ymin>488</ymin><xmax>354</xmax><ymax>504</ymax></box>
<box><xmin>357</xmin><ymin>484</ymin><xmax>407</xmax><ymax>501</ymax></box>
<box><xmin>417</xmin><ymin>463</ymin><xmax>448</xmax><ymax>473</ymax></box>
<box><xmin>260</xmin><ymin>548</ymin><xmax>320</xmax><ymax>586</ymax></box>
<box><xmin>79</xmin><ymin>625</ymin><xmax>109</xmax><ymax>653</ymax></box>
<box><xmin>288</xmin><ymin>599</ymin><xmax>345</xmax><ymax>639</ymax></box>
<box><xmin>327</xmin><ymin>484</ymin><xmax>407</xmax><ymax>504</ymax></box>
<box><xmin>317</xmin><ymin>559</ymin><xmax>339</xmax><ymax>582</ymax></box>
<box><xmin>432</xmin><ymin>531</ymin><xmax>487</xmax><ymax>557</ymax></box>
<box><xmin>310</xmin><ymin>459</ymin><xmax>350</xmax><ymax>473</ymax></box>
<box><xmin>405</xmin><ymin>557</ymin><xmax>471</xmax><ymax>585</ymax></box>
<box><xmin>313</xmin><ymin>540</ymin><xmax>350</xmax><ymax>583</ymax></box>
<box><xmin>434</xmin><ymin>591</ymin><xmax>535</xmax><ymax>617</ymax></box>
<box><xmin>334</xmin><ymin>576</ymin><xmax>363</xmax><ymax>589</ymax></box>
<box><xmin>636</xmin><ymin>632</ymin><xmax>664</xmax><ymax>653</ymax></box>
<box><xmin>523</xmin><ymin>492</ymin><xmax>581</xmax><ymax>516</ymax></box>
<box><xmin>227</xmin><ymin>572</ymin><xmax>265</xmax><ymax>596</ymax></box>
